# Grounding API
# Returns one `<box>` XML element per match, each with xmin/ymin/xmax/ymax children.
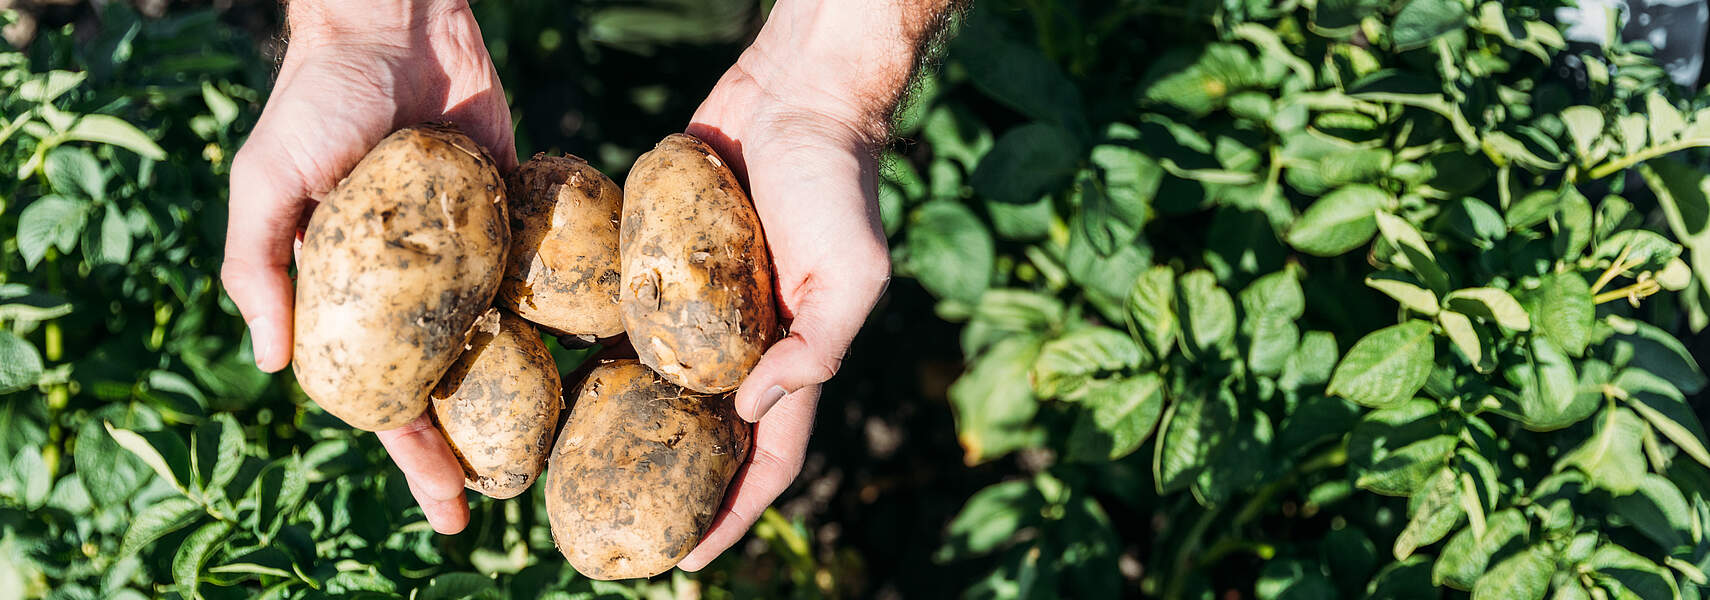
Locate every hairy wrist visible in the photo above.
<box><xmin>742</xmin><ymin>0</ymin><xmax>962</xmax><ymax>141</ymax></box>
<box><xmin>286</xmin><ymin>0</ymin><xmax>470</xmax><ymax>48</ymax></box>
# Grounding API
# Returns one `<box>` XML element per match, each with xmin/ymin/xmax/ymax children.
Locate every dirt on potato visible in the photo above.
<box><xmin>292</xmin><ymin>123</ymin><xmax>510</xmax><ymax>431</ymax></box>
<box><xmin>498</xmin><ymin>154</ymin><xmax>626</xmax><ymax>338</ymax></box>
<box><xmin>545</xmin><ymin>359</ymin><xmax>751</xmax><ymax>580</ymax></box>
<box><xmin>619</xmin><ymin>133</ymin><xmax>778</xmax><ymax>393</ymax></box>
<box><xmin>429</xmin><ymin>308</ymin><xmax>562</xmax><ymax>499</ymax></box>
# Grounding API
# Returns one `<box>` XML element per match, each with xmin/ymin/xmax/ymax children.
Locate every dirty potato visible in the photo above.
<box><xmin>620</xmin><ymin>133</ymin><xmax>777</xmax><ymax>393</ymax></box>
<box><xmin>293</xmin><ymin>123</ymin><xmax>509</xmax><ymax>431</ymax></box>
<box><xmin>499</xmin><ymin>154</ymin><xmax>625</xmax><ymax>339</ymax></box>
<box><xmin>429</xmin><ymin>308</ymin><xmax>562</xmax><ymax>499</ymax></box>
<box><xmin>546</xmin><ymin>359</ymin><xmax>751</xmax><ymax>580</ymax></box>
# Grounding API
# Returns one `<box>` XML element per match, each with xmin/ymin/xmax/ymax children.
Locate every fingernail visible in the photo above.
<box><xmin>248</xmin><ymin>317</ymin><xmax>276</xmax><ymax>369</ymax></box>
<box><xmin>751</xmin><ymin>385</ymin><xmax>788</xmax><ymax>421</ymax></box>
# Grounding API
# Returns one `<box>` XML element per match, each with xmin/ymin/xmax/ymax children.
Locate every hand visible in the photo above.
<box><xmin>672</xmin><ymin>28</ymin><xmax>904</xmax><ymax>572</ymax></box>
<box><xmin>221</xmin><ymin>0</ymin><xmax>510</xmax><ymax>535</ymax></box>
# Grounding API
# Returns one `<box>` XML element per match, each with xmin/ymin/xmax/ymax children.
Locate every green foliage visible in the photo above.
<box><xmin>894</xmin><ymin>0</ymin><xmax>1710</xmax><ymax>597</ymax></box>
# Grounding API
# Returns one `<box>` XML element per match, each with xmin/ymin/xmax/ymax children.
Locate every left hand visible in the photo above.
<box><xmin>673</xmin><ymin>48</ymin><xmax>893</xmax><ymax>570</ymax></box>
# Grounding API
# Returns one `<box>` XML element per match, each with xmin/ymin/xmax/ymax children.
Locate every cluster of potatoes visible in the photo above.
<box><xmin>290</xmin><ymin>123</ymin><xmax>777</xmax><ymax>579</ymax></box>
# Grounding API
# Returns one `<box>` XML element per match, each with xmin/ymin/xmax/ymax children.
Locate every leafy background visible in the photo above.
<box><xmin>8</xmin><ymin>0</ymin><xmax>1710</xmax><ymax>599</ymax></box>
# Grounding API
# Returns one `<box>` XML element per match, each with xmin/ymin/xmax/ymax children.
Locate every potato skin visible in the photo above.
<box><xmin>546</xmin><ymin>359</ymin><xmax>751</xmax><ymax>580</ymax></box>
<box><xmin>429</xmin><ymin>308</ymin><xmax>562</xmax><ymax>499</ymax></box>
<box><xmin>292</xmin><ymin>123</ymin><xmax>509</xmax><ymax>431</ymax></box>
<box><xmin>499</xmin><ymin>154</ymin><xmax>625</xmax><ymax>338</ymax></box>
<box><xmin>620</xmin><ymin>133</ymin><xmax>778</xmax><ymax>393</ymax></box>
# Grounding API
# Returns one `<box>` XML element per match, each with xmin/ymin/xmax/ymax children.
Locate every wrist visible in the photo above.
<box><xmin>286</xmin><ymin>0</ymin><xmax>470</xmax><ymax>48</ymax></box>
<box><xmin>740</xmin><ymin>0</ymin><xmax>955</xmax><ymax>141</ymax></box>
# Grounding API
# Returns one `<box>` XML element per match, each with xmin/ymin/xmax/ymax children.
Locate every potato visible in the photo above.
<box><xmin>620</xmin><ymin>133</ymin><xmax>778</xmax><ymax>393</ymax></box>
<box><xmin>429</xmin><ymin>308</ymin><xmax>562</xmax><ymax>499</ymax></box>
<box><xmin>293</xmin><ymin>123</ymin><xmax>509</xmax><ymax>431</ymax></box>
<box><xmin>498</xmin><ymin>154</ymin><xmax>625</xmax><ymax>339</ymax></box>
<box><xmin>546</xmin><ymin>359</ymin><xmax>751</xmax><ymax>580</ymax></box>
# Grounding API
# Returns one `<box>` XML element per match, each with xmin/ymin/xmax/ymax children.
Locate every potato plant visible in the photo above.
<box><xmin>893</xmin><ymin>0</ymin><xmax>1710</xmax><ymax>597</ymax></box>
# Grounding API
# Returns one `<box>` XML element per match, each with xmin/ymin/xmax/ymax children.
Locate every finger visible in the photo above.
<box><xmin>375</xmin><ymin>412</ymin><xmax>470</xmax><ymax>534</ymax></box>
<box><xmin>734</xmin><ymin>250</ymin><xmax>888</xmax><ymax>422</ymax></box>
<box><xmin>677</xmin><ymin>385</ymin><xmax>818</xmax><ymax>571</ymax></box>
<box><xmin>223</xmin><ymin>140</ymin><xmax>312</xmax><ymax>373</ymax></box>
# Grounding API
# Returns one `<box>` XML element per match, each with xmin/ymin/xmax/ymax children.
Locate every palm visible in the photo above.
<box><xmin>675</xmin><ymin>70</ymin><xmax>891</xmax><ymax>570</ymax></box>
<box><xmin>224</xmin><ymin>7</ymin><xmax>512</xmax><ymax>535</ymax></box>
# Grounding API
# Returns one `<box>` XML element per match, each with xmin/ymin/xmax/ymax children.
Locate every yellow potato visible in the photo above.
<box><xmin>292</xmin><ymin>123</ymin><xmax>509</xmax><ymax>431</ymax></box>
<box><xmin>546</xmin><ymin>359</ymin><xmax>751</xmax><ymax>579</ymax></box>
<box><xmin>620</xmin><ymin>133</ymin><xmax>778</xmax><ymax>393</ymax></box>
<box><xmin>499</xmin><ymin>154</ymin><xmax>625</xmax><ymax>338</ymax></box>
<box><xmin>429</xmin><ymin>308</ymin><xmax>562</xmax><ymax>499</ymax></box>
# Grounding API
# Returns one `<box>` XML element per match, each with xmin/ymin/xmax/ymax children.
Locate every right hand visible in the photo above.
<box><xmin>221</xmin><ymin>0</ymin><xmax>512</xmax><ymax>535</ymax></box>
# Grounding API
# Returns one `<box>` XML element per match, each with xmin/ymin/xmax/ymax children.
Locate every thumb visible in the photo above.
<box><xmin>734</xmin><ymin>256</ymin><xmax>889</xmax><ymax>422</ymax></box>
<box><xmin>222</xmin><ymin>146</ymin><xmax>311</xmax><ymax>373</ymax></box>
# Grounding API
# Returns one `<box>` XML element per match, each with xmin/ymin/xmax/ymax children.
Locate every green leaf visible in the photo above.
<box><xmin>16</xmin><ymin>195</ymin><xmax>90</xmax><ymax>270</ymax></box>
<box><xmin>1556</xmin><ymin>407</ymin><xmax>1648</xmax><ymax>495</ymax></box>
<box><xmin>1328</xmin><ymin>321</ymin><xmax>1435</xmax><ymax>408</ymax></box>
<box><xmin>1434</xmin><ymin>509</ymin><xmax>1530</xmax><ymax>590</ymax></box>
<box><xmin>1174</xmin><ymin>270</ymin><xmax>1236</xmax><ymax>358</ymax></box>
<box><xmin>1639</xmin><ymin>158</ymin><xmax>1710</xmax><ymax>301</ymax></box>
<box><xmin>1394</xmin><ymin>468</ymin><xmax>1466</xmax><ymax>559</ymax></box>
<box><xmin>1155</xmin><ymin>387</ymin><xmax>1237</xmax><ymax>494</ymax></box>
<box><xmin>418</xmin><ymin>573</ymin><xmax>502</xmax><ymax>600</ymax></box>
<box><xmin>1439</xmin><ymin>310</ymin><xmax>1486</xmax><ymax>371</ymax></box>
<box><xmin>202</xmin><ymin>81</ymin><xmax>239</xmax><ymax>126</ymax></box>
<box><xmin>43</xmin><ymin>147</ymin><xmax>106</xmax><ymax>200</ymax></box>
<box><xmin>1647</xmin><ymin>92</ymin><xmax>1686</xmax><ymax>145</ymax></box>
<box><xmin>1126</xmin><ymin>265</ymin><xmax>1177</xmax><ymax>357</ymax></box>
<box><xmin>173</xmin><ymin>520</ymin><xmax>233</xmax><ymax>596</ymax></box>
<box><xmin>1506</xmin><ymin>190</ymin><xmax>1561</xmax><ymax>231</ymax></box>
<box><xmin>195</xmin><ymin>414</ymin><xmax>245</xmax><ymax>496</ymax></box>
<box><xmin>1611</xmin><ymin>473</ymin><xmax>1692</xmax><ymax>550</ymax></box>
<box><xmin>1141</xmin><ymin>44</ymin><xmax>1266</xmax><ymax>117</ymax></box>
<box><xmin>121</xmin><ymin>497</ymin><xmax>203</xmax><ymax>556</ymax></box>
<box><xmin>247</xmin><ymin>454</ymin><xmax>307</xmax><ymax>541</ymax></box>
<box><xmin>1471</xmin><ymin>546</ymin><xmax>1553</xmax><ymax>600</ymax></box>
<box><xmin>1375</xmin><ymin>211</ymin><xmax>1450</xmax><ymax>293</ymax></box>
<box><xmin>1091</xmin><ymin>139</ymin><xmax>1161</xmax><ymax>229</ymax></box>
<box><xmin>951</xmin><ymin>10</ymin><xmax>1086</xmax><ymax>130</ymax></box>
<box><xmin>1562</xmin><ymin>106</ymin><xmax>1606</xmax><ymax>161</ymax></box>
<box><xmin>1445</xmin><ymin>288</ymin><xmax>1531</xmax><ymax>331</ymax></box>
<box><xmin>1286</xmin><ymin>185</ymin><xmax>1392</xmax><ymax>256</ymax></box>
<box><xmin>0</xmin><ymin>331</ymin><xmax>44</xmax><ymax>394</ymax></box>
<box><xmin>1367</xmin><ymin>272</ymin><xmax>1440</xmax><ymax>315</ymax></box>
<box><xmin>63</xmin><ymin>114</ymin><xmax>166</xmax><ymax>160</ymax></box>
<box><xmin>1612</xmin><ymin>320</ymin><xmax>1708</xmax><ymax>397</ymax></box>
<box><xmin>971</xmin><ymin>123</ymin><xmax>1082</xmax><ymax>206</ymax></box>
<box><xmin>1281</xmin><ymin>331</ymin><xmax>1339</xmax><ymax>391</ymax></box>
<box><xmin>1391</xmin><ymin>0</ymin><xmax>1468</xmax><ymax>50</ymax></box>
<box><xmin>963</xmin><ymin>290</ymin><xmax>1066</xmax><ymax>357</ymax></box>
<box><xmin>86</xmin><ymin>203</ymin><xmax>133</xmax><ymax>266</ymax></box>
<box><xmin>1618</xmin><ymin>368</ymin><xmax>1710</xmax><ymax>470</ymax></box>
<box><xmin>938</xmin><ymin>480</ymin><xmax>1041</xmax><ymax>558</ymax></box>
<box><xmin>1030</xmin><ymin>327</ymin><xmax>1144</xmax><ymax>399</ymax></box>
<box><xmin>74</xmin><ymin>419</ymin><xmax>147</xmax><ymax>507</ymax></box>
<box><xmin>1368</xmin><ymin>555</ymin><xmax>1437</xmax><ymax>600</ymax></box>
<box><xmin>904</xmin><ymin>201</ymin><xmax>994</xmax><ymax>305</ymax></box>
<box><xmin>1530</xmin><ymin>272</ymin><xmax>1594</xmax><ymax>357</ymax></box>
<box><xmin>1588</xmin><ymin>543</ymin><xmax>1681</xmax><ymax>600</ymax></box>
<box><xmin>950</xmin><ymin>338</ymin><xmax>1044</xmax><ymax>465</ymax></box>
<box><xmin>105</xmin><ymin>422</ymin><xmax>191</xmax><ymax>493</ymax></box>
<box><xmin>1349</xmin><ymin>399</ymin><xmax>1457</xmax><ymax>496</ymax></box>
<box><xmin>0</xmin><ymin>285</ymin><xmax>73</xmax><ymax>322</ymax></box>
<box><xmin>1241</xmin><ymin>268</ymin><xmax>1305</xmax><ymax>375</ymax></box>
<box><xmin>1511</xmin><ymin>336</ymin><xmax>1595</xmax><ymax>431</ymax></box>
<box><xmin>1069</xmin><ymin>374</ymin><xmax>1166</xmax><ymax>461</ymax></box>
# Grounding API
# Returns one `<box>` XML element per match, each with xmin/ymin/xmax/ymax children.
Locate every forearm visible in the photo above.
<box><xmin>743</xmin><ymin>0</ymin><xmax>967</xmax><ymax>141</ymax></box>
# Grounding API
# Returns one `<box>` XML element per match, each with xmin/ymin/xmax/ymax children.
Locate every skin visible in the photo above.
<box><xmin>224</xmin><ymin>0</ymin><xmax>958</xmax><ymax>559</ymax></box>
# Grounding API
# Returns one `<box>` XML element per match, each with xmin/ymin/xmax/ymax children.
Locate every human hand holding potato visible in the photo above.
<box><xmin>221</xmin><ymin>0</ymin><xmax>510</xmax><ymax>535</ymax></box>
<box><xmin>674</xmin><ymin>0</ymin><xmax>963</xmax><ymax>571</ymax></box>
